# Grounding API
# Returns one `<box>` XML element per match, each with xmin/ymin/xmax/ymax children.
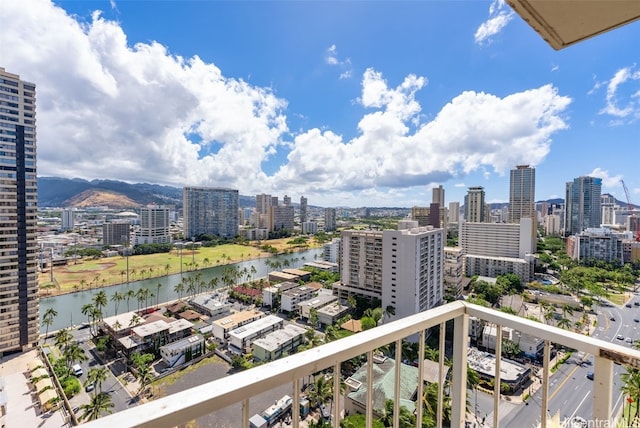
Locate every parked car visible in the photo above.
<box><xmin>320</xmin><ymin>404</ymin><xmax>330</xmax><ymax>420</ymax></box>
<box><xmin>617</xmin><ymin>334</ymin><xmax>625</xmax><ymax>340</ymax></box>
<box><xmin>72</xmin><ymin>364</ymin><xmax>83</xmax><ymax>377</ymax></box>
<box><xmin>85</xmin><ymin>382</ymin><xmax>95</xmax><ymax>392</ymax></box>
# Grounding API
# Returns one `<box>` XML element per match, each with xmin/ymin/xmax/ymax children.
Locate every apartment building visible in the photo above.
<box><xmin>183</xmin><ymin>187</ymin><xmax>239</xmax><ymax>239</ymax></box>
<box><xmin>444</xmin><ymin>246</ymin><xmax>464</xmax><ymax>300</ymax></box>
<box><xmin>460</xmin><ymin>218</ymin><xmax>535</xmax><ymax>282</ymax></box>
<box><xmin>334</xmin><ymin>230</ymin><xmax>384</xmax><ymax>301</ymax></box>
<box><xmin>102</xmin><ymin>222</ymin><xmax>130</xmax><ymax>246</ymax></box>
<box><xmin>134</xmin><ymin>205</ymin><xmax>171</xmax><ymax>245</ymax></box>
<box><xmin>464</xmin><ymin>186</ymin><xmax>486</xmax><ymax>222</ymax></box>
<box><xmin>299</xmin><ymin>196</ymin><xmax>308</xmax><ymax>223</ymax></box>
<box><xmin>565</xmin><ymin>228</ymin><xmax>625</xmax><ymax>264</ymax></box>
<box><xmin>324</xmin><ymin>208</ymin><xmax>337</xmax><ymax>232</ymax></box>
<box><xmin>0</xmin><ymin>68</ymin><xmax>39</xmax><ymax>353</ymax></box>
<box><xmin>381</xmin><ymin>226</ymin><xmax>444</xmax><ymax>323</ymax></box>
<box><xmin>564</xmin><ymin>176</ymin><xmax>602</xmax><ymax>236</ymax></box>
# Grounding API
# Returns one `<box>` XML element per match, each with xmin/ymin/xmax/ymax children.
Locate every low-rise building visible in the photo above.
<box><xmin>189</xmin><ymin>294</ymin><xmax>232</xmax><ymax>318</ymax></box>
<box><xmin>251</xmin><ymin>324</ymin><xmax>307</xmax><ymax>362</ymax></box>
<box><xmin>467</xmin><ymin>347</ymin><xmax>531</xmax><ymax>392</ymax></box>
<box><xmin>303</xmin><ymin>260</ymin><xmax>339</xmax><ymax>272</ymax></box>
<box><xmin>227</xmin><ymin>315</ymin><xmax>284</xmax><ymax>355</ymax></box>
<box><xmin>211</xmin><ymin>310</ymin><xmax>264</xmax><ymax>343</ymax></box>
<box><xmin>316</xmin><ymin>302</ymin><xmax>350</xmax><ymax>327</ymax></box>
<box><xmin>262</xmin><ymin>281</ymin><xmax>299</xmax><ymax>307</ymax></box>
<box><xmin>280</xmin><ymin>286</ymin><xmax>316</xmax><ymax>313</ymax></box>
<box><xmin>160</xmin><ymin>334</ymin><xmax>205</xmax><ymax>368</ymax></box>
<box><xmin>298</xmin><ymin>291</ymin><xmax>338</xmax><ymax>319</ymax></box>
<box><xmin>344</xmin><ymin>355</ymin><xmax>418</xmax><ymax>418</ymax></box>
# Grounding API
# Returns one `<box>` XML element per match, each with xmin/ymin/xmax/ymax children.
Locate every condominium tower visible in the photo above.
<box><xmin>564</xmin><ymin>176</ymin><xmax>602</xmax><ymax>236</ymax></box>
<box><xmin>135</xmin><ymin>205</ymin><xmax>171</xmax><ymax>245</ymax></box>
<box><xmin>508</xmin><ymin>165</ymin><xmax>536</xmax><ymax>223</ymax></box>
<box><xmin>299</xmin><ymin>196</ymin><xmax>308</xmax><ymax>223</ymax></box>
<box><xmin>0</xmin><ymin>68</ymin><xmax>39</xmax><ymax>353</ymax></box>
<box><xmin>464</xmin><ymin>186</ymin><xmax>486</xmax><ymax>222</ymax></box>
<box><xmin>509</xmin><ymin>165</ymin><xmax>536</xmax><ymax>253</ymax></box>
<box><xmin>183</xmin><ymin>187</ymin><xmax>239</xmax><ymax>239</ymax></box>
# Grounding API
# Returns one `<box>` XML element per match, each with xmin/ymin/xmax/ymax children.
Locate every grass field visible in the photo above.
<box><xmin>39</xmin><ymin>238</ymin><xmax>321</xmax><ymax>296</ymax></box>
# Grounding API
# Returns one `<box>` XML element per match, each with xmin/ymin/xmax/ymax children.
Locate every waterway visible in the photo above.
<box><xmin>40</xmin><ymin>248</ymin><xmax>323</xmax><ymax>333</ymax></box>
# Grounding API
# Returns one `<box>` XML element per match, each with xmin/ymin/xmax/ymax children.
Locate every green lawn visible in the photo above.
<box><xmin>40</xmin><ymin>243</ymin><xmax>277</xmax><ymax>294</ymax></box>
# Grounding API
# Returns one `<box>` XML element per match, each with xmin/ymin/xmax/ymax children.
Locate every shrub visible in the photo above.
<box><xmin>61</xmin><ymin>376</ymin><xmax>81</xmax><ymax>398</ymax></box>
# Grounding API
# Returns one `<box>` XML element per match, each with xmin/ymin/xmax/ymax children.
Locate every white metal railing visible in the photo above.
<box><xmin>83</xmin><ymin>301</ymin><xmax>640</xmax><ymax>428</ymax></box>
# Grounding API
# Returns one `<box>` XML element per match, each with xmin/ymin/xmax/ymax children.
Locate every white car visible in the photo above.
<box><xmin>617</xmin><ymin>334</ymin><xmax>625</xmax><ymax>340</ymax></box>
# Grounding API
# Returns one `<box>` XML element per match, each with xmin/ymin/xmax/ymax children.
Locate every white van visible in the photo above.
<box><xmin>72</xmin><ymin>364</ymin><xmax>83</xmax><ymax>377</ymax></box>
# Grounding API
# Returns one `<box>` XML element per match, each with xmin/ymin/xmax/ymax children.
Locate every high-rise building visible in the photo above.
<box><xmin>381</xmin><ymin>226</ymin><xmax>444</xmax><ymax>323</ymax></box>
<box><xmin>183</xmin><ymin>187</ymin><xmax>239</xmax><ymax>239</ymax></box>
<box><xmin>270</xmin><ymin>204</ymin><xmax>294</xmax><ymax>232</ymax></box>
<box><xmin>61</xmin><ymin>209</ymin><xmax>75</xmax><ymax>231</ymax></box>
<box><xmin>135</xmin><ymin>205</ymin><xmax>171</xmax><ymax>245</ymax></box>
<box><xmin>324</xmin><ymin>208</ymin><xmax>336</xmax><ymax>232</ymax></box>
<box><xmin>432</xmin><ymin>185</ymin><xmax>445</xmax><ymax>206</ymax></box>
<box><xmin>508</xmin><ymin>165</ymin><xmax>536</xmax><ymax>223</ymax></box>
<box><xmin>0</xmin><ymin>68</ymin><xmax>39</xmax><ymax>353</ymax></box>
<box><xmin>448</xmin><ymin>202</ymin><xmax>460</xmax><ymax>224</ymax></box>
<box><xmin>564</xmin><ymin>176</ymin><xmax>602</xmax><ymax>236</ymax></box>
<box><xmin>256</xmin><ymin>194</ymin><xmax>272</xmax><ymax>216</ymax></box>
<box><xmin>334</xmin><ymin>230</ymin><xmax>384</xmax><ymax>301</ymax></box>
<box><xmin>509</xmin><ymin>165</ymin><xmax>536</xmax><ymax>253</ymax></box>
<box><xmin>299</xmin><ymin>196</ymin><xmax>308</xmax><ymax>223</ymax></box>
<box><xmin>103</xmin><ymin>222</ymin><xmax>131</xmax><ymax>246</ymax></box>
<box><xmin>283</xmin><ymin>195</ymin><xmax>291</xmax><ymax>206</ymax></box>
<box><xmin>464</xmin><ymin>186</ymin><xmax>485</xmax><ymax>222</ymax></box>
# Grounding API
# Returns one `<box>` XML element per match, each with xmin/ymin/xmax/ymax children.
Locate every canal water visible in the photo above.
<box><xmin>40</xmin><ymin>248</ymin><xmax>323</xmax><ymax>333</ymax></box>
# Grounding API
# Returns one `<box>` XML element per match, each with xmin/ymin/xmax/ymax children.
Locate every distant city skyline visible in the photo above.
<box><xmin>2</xmin><ymin>0</ymin><xmax>640</xmax><ymax>207</ymax></box>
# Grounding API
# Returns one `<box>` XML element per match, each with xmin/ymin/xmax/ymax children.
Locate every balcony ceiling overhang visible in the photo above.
<box><xmin>507</xmin><ymin>0</ymin><xmax>640</xmax><ymax>50</ymax></box>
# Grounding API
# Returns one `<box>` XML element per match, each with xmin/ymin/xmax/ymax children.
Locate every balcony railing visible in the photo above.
<box><xmin>84</xmin><ymin>301</ymin><xmax>640</xmax><ymax>428</ymax></box>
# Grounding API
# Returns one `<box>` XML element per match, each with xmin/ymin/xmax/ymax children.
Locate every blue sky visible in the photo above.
<box><xmin>2</xmin><ymin>0</ymin><xmax>639</xmax><ymax>208</ymax></box>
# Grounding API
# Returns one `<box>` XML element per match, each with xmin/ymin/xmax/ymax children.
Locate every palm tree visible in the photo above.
<box><xmin>78</xmin><ymin>392</ymin><xmax>114</xmax><ymax>421</ymax></box>
<box><xmin>156</xmin><ymin>283</ymin><xmax>162</xmax><ymax>307</ymax></box>
<box><xmin>42</xmin><ymin>308</ymin><xmax>58</xmax><ymax>343</ymax></box>
<box><xmin>621</xmin><ymin>369</ymin><xmax>640</xmax><ymax>422</ymax></box>
<box><xmin>164</xmin><ymin>263</ymin><xmax>170</xmax><ymax>277</ymax></box>
<box><xmin>126</xmin><ymin>289</ymin><xmax>135</xmax><ymax>312</ymax></box>
<box><xmin>63</xmin><ymin>342</ymin><xmax>88</xmax><ymax>376</ymax></box>
<box><xmin>129</xmin><ymin>313</ymin><xmax>142</xmax><ymax>327</ymax></box>
<box><xmin>174</xmin><ymin>282</ymin><xmax>185</xmax><ymax>301</ymax></box>
<box><xmin>86</xmin><ymin>366</ymin><xmax>109</xmax><ymax>394</ymax></box>
<box><xmin>111</xmin><ymin>291</ymin><xmax>125</xmax><ymax>316</ymax></box>
<box><xmin>308</xmin><ymin>374</ymin><xmax>332</xmax><ymax>409</ymax></box>
<box><xmin>54</xmin><ymin>328</ymin><xmax>73</xmax><ymax>351</ymax></box>
<box><xmin>92</xmin><ymin>291</ymin><xmax>108</xmax><ymax>321</ymax></box>
<box><xmin>81</xmin><ymin>303</ymin><xmax>95</xmax><ymax>333</ymax></box>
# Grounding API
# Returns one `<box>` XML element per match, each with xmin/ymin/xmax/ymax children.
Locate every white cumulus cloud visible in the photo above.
<box><xmin>475</xmin><ymin>0</ymin><xmax>514</xmax><ymax>45</ymax></box>
<box><xmin>1</xmin><ymin>0</ymin><xmax>572</xmax><ymax>206</ymax></box>
<box><xmin>599</xmin><ymin>66</ymin><xmax>640</xmax><ymax>122</ymax></box>
<box><xmin>588</xmin><ymin>168</ymin><xmax>623</xmax><ymax>189</ymax></box>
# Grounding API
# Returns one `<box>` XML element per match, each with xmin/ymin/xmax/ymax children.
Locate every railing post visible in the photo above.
<box><xmin>242</xmin><ymin>398</ymin><xmax>249</xmax><ymax>428</ymax></box>
<box><xmin>451</xmin><ymin>313</ymin><xmax>468</xmax><ymax>427</ymax></box>
<box><xmin>333</xmin><ymin>362</ymin><xmax>340</xmax><ymax>427</ymax></box>
<box><xmin>394</xmin><ymin>339</ymin><xmax>402</xmax><ymax>428</ymax></box>
<box><xmin>366</xmin><ymin>350</ymin><xmax>374</xmax><ymax>428</ymax></box>
<box><xmin>437</xmin><ymin>322</ymin><xmax>445</xmax><ymax>428</ymax></box>
<box><xmin>416</xmin><ymin>330</ymin><xmax>426</xmax><ymax>428</ymax></box>
<box><xmin>593</xmin><ymin>354</ymin><xmax>613</xmax><ymax>424</ymax></box>
<box><xmin>293</xmin><ymin>377</ymin><xmax>300</xmax><ymax>428</ymax></box>
<box><xmin>541</xmin><ymin>340</ymin><xmax>551</xmax><ymax>428</ymax></box>
<box><xmin>493</xmin><ymin>324</ymin><xmax>502</xmax><ymax>428</ymax></box>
